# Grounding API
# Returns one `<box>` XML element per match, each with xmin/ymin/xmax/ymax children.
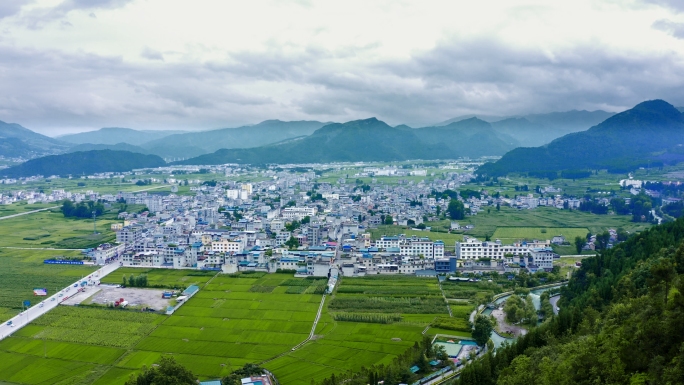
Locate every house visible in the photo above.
<box><xmin>551</xmin><ymin>235</ymin><xmax>566</xmax><ymax>245</ymax></box>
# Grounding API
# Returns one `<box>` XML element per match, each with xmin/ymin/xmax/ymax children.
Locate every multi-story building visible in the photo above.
<box><xmin>455</xmin><ymin>236</ymin><xmax>531</xmax><ymax>262</ymax></box>
<box><xmin>282</xmin><ymin>207</ymin><xmax>316</xmax><ymax>220</ymax></box>
<box><xmin>116</xmin><ymin>226</ymin><xmax>143</xmax><ymax>244</ymax></box>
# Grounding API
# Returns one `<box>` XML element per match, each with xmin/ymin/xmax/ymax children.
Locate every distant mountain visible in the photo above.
<box><xmin>175</xmin><ymin>117</ymin><xmax>517</xmax><ymax>165</ymax></box>
<box><xmin>677</xmin><ymin>107</ymin><xmax>684</xmax><ymax>113</ymax></box>
<box><xmin>436</xmin><ymin>110</ymin><xmax>615</xmax><ymax>147</ymax></box>
<box><xmin>417</xmin><ymin>118</ymin><xmax>520</xmax><ymax>155</ymax></box>
<box><xmin>143</xmin><ymin>120</ymin><xmax>328</xmax><ymax>158</ymax></box>
<box><xmin>1</xmin><ymin>150</ymin><xmax>166</xmax><ymax>178</ymax></box>
<box><xmin>478</xmin><ymin>100</ymin><xmax>684</xmax><ymax>176</ymax></box>
<box><xmin>175</xmin><ymin>118</ymin><xmax>446</xmax><ymax>165</ymax></box>
<box><xmin>58</xmin><ymin>127</ymin><xmax>187</xmax><ymax>146</ymax></box>
<box><xmin>66</xmin><ymin>142</ymin><xmax>150</xmax><ymax>154</ymax></box>
<box><xmin>0</xmin><ymin>120</ymin><xmax>68</xmax><ymax>158</ymax></box>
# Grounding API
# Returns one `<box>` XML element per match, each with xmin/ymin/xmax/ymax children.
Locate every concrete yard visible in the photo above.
<box><xmin>64</xmin><ymin>285</ymin><xmax>173</xmax><ymax>310</ymax></box>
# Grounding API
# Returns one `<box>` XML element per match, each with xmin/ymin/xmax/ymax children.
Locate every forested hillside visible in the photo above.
<box><xmin>456</xmin><ymin>216</ymin><xmax>684</xmax><ymax>385</ymax></box>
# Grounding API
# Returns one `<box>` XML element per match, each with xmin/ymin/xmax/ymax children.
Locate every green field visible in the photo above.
<box><xmin>263</xmin><ymin>275</ymin><xmax>455</xmax><ymax>384</ymax></box>
<box><xmin>432</xmin><ymin>206</ymin><xmax>651</xmax><ymax>240</ymax></box>
<box><xmin>100</xmin><ymin>267</ymin><xmax>217</xmax><ymax>289</ymax></box>
<box><xmin>0</xmin><ymin>209</ymin><xmax>119</xmax><ymax>249</ymax></box>
<box><xmin>491</xmin><ymin>227</ymin><xmax>589</xmax><ymax>243</ymax></box>
<box><xmin>0</xmin><ymin>249</ymin><xmax>96</xmax><ymax>322</ymax></box>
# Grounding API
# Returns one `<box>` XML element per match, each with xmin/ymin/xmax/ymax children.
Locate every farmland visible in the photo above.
<box><xmin>0</xmin><ymin>249</ymin><xmax>96</xmax><ymax>322</ymax></box>
<box><xmin>100</xmin><ymin>267</ymin><xmax>217</xmax><ymax>289</ymax></box>
<box><xmin>491</xmin><ymin>227</ymin><xmax>589</xmax><ymax>243</ymax></box>
<box><xmin>0</xmin><ymin>272</ymin><xmax>325</xmax><ymax>383</ymax></box>
<box><xmin>263</xmin><ymin>275</ymin><xmax>455</xmax><ymax>384</ymax></box>
<box><xmin>0</xmin><ymin>209</ymin><xmax>119</xmax><ymax>249</ymax></box>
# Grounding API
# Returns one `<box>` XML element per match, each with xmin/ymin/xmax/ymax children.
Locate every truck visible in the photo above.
<box><xmin>114</xmin><ymin>298</ymin><xmax>125</xmax><ymax>307</ymax></box>
<box><xmin>119</xmin><ymin>301</ymin><xmax>129</xmax><ymax>308</ymax></box>
<box><xmin>161</xmin><ymin>292</ymin><xmax>172</xmax><ymax>299</ymax></box>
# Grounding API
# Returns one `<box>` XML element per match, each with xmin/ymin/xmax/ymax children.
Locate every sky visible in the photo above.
<box><xmin>0</xmin><ymin>0</ymin><xmax>683</xmax><ymax>135</ymax></box>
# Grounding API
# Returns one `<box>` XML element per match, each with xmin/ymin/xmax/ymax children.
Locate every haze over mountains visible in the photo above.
<box><xmin>1</xmin><ymin>103</ymin><xmax>683</xmax><ymax>177</ymax></box>
<box><xmin>478</xmin><ymin>100</ymin><xmax>684</xmax><ymax>176</ymax></box>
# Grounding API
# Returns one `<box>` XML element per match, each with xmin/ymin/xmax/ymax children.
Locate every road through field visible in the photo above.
<box><xmin>0</xmin><ymin>261</ymin><xmax>120</xmax><ymax>340</ymax></box>
<box><xmin>0</xmin><ymin>205</ymin><xmax>59</xmax><ymax>220</ymax></box>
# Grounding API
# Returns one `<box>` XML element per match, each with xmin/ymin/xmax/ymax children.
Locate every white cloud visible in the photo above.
<box><xmin>0</xmin><ymin>0</ymin><xmax>682</xmax><ymax>134</ymax></box>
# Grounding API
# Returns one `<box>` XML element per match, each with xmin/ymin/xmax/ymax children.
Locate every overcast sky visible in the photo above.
<box><xmin>0</xmin><ymin>0</ymin><xmax>683</xmax><ymax>135</ymax></box>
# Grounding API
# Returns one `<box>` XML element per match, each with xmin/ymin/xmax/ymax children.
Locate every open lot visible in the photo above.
<box><xmin>63</xmin><ymin>286</ymin><xmax>173</xmax><ymax>311</ymax></box>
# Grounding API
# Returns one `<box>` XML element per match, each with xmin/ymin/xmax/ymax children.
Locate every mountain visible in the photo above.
<box><xmin>142</xmin><ymin>120</ymin><xmax>328</xmax><ymax>158</ymax></box>
<box><xmin>0</xmin><ymin>150</ymin><xmax>166</xmax><ymax>178</ymax></box>
<box><xmin>478</xmin><ymin>100</ymin><xmax>684</xmax><ymax>176</ymax></box>
<box><xmin>175</xmin><ymin>117</ymin><xmax>518</xmax><ymax>165</ymax></box>
<box><xmin>58</xmin><ymin>127</ymin><xmax>187</xmax><ymax>146</ymax></box>
<box><xmin>417</xmin><ymin>117</ymin><xmax>520</xmax><ymax>155</ymax></box>
<box><xmin>677</xmin><ymin>106</ymin><xmax>684</xmax><ymax>113</ymax></box>
<box><xmin>436</xmin><ymin>110</ymin><xmax>615</xmax><ymax>147</ymax></box>
<box><xmin>0</xmin><ymin>120</ymin><xmax>69</xmax><ymax>158</ymax></box>
<box><xmin>176</xmin><ymin>118</ymin><xmax>449</xmax><ymax>165</ymax></box>
<box><xmin>66</xmin><ymin>142</ymin><xmax>150</xmax><ymax>154</ymax></box>
<box><xmin>491</xmin><ymin>118</ymin><xmax>558</xmax><ymax>147</ymax></box>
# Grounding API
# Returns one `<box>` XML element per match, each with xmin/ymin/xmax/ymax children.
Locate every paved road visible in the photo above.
<box><xmin>0</xmin><ymin>262</ymin><xmax>121</xmax><ymax>340</ymax></box>
<box><xmin>0</xmin><ymin>206</ymin><xmax>60</xmax><ymax>221</ymax></box>
<box><xmin>0</xmin><ymin>247</ymin><xmax>84</xmax><ymax>251</ymax></box>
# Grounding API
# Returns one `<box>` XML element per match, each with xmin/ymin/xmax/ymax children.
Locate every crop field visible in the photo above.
<box><xmin>491</xmin><ymin>227</ymin><xmax>589</xmax><ymax>243</ymax></box>
<box><xmin>0</xmin><ymin>203</ymin><xmax>57</xmax><ymax>217</ymax></box>
<box><xmin>262</xmin><ymin>275</ymin><xmax>450</xmax><ymax>384</ymax></box>
<box><xmin>0</xmin><ymin>272</ymin><xmax>326</xmax><ymax>384</ymax></box>
<box><xmin>100</xmin><ymin>267</ymin><xmax>217</xmax><ymax>289</ymax></box>
<box><xmin>0</xmin><ymin>209</ymin><xmax>118</xmax><ymax>249</ymax></box>
<box><xmin>0</xmin><ymin>249</ymin><xmax>96</xmax><ymax>322</ymax></box>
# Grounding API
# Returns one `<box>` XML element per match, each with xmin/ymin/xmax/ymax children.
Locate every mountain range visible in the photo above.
<box><xmin>0</xmin><ymin>120</ymin><xmax>69</xmax><ymax>158</ymax></box>
<box><xmin>436</xmin><ymin>110</ymin><xmax>615</xmax><ymax>147</ymax></box>
<box><xmin>477</xmin><ymin>100</ymin><xmax>684</xmax><ymax>176</ymax></box>
<box><xmin>57</xmin><ymin>127</ymin><xmax>188</xmax><ymax>146</ymax></box>
<box><xmin>175</xmin><ymin>117</ymin><xmax>520</xmax><ymax>165</ymax></box>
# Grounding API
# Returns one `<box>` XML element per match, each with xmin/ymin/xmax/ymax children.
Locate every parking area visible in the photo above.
<box><xmin>63</xmin><ymin>285</ymin><xmax>173</xmax><ymax>310</ymax></box>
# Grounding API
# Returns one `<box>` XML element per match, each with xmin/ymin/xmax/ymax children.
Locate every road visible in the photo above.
<box><xmin>0</xmin><ymin>261</ymin><xmax>121</xmax><ymax>340</ymax></box>
<box><xmin>0</xmin><ymin>206</ymin><xmax>60</xmax><ymax>221</ymax></box>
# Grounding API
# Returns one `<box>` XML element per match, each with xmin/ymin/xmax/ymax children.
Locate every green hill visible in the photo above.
<box><xmin>1</xmin><ymin>150</ymin><xmax>166</xmax><ymax>178</ymax></box>
<box><xmin>66</xmin><ymin>142</ymin><xmax>150</xmax><ymax>154</ymax></box>
<box><xmin>175</xmin><ymin>117</ymin><xmax>518</xmax><ymax>165</ymax></box>
<box><xmin>176</xmin><ymin>118</ymin><xmax>442</xmax><ymax>164</ymax></box>
<box><xmin>0</xmin><ymin>120</ymin><xmax>68</xmax><ymax>158</ymax></box>
<box><xmin>477</xmin><ymin>100</ymin><xmax>684</xmax><ymax>176</ymax></box>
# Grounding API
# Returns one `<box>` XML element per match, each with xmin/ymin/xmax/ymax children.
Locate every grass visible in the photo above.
<box><xmin>100</xmin><ymin>267</ymin><xmax>216</xmax><ymax>289</ymax></box>
<box><xmin>491</xmin><ymin>227</ymin><xmax>589</xmax><ymax>243</ymax></box>
<box><xmin>0</xmin><ymin>209</ymin><xmax>119</xmax><ymax>249</ymax></box>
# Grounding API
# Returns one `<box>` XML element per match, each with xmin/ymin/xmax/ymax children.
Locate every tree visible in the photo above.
<box><xmin>496</xmin><ymin>202</ymin><xmax>500</xmax><ymax>211</ymax></box>
<box><xmin>301</xmin><ymin>216</ymin><xmax>311</xmax><ymax>224</ymax></box>
<box><xmin>124</xmin><ymin>356</ymin><xmax>196</xmax><ymax>385</ymax></box>
<box><xmin>384</xmin><ymin>215</ymin><xmax>394</xmax><ymax>225</ymax></box>
<box><xmin>447</xmin><ymin>199</ymin><xmax>465</xmax><ymax>220</ymax></box>
<box><xmin>595</xmin><ymin>231</ymin><xmax>610</xmax><ymax>250</ymax></box>
<box><xmin>472</xmin><ymin>315</ymin><xmax>494</xmax><ymax>346</ymax></box>
<box><xmin>285</xmin><ymin>236</ymin><xmax>299</xmax><ymax>250</ymax></box>
<box><xmin>574</xmin><ymin>236</ymin><xmax>587</xmax><ymax>254</ymax></box>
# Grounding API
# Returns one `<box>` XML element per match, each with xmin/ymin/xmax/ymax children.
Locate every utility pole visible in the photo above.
<box><xmin>92</xmin><ymin>210</ymin><xmax>97</xmax><ymax>234</ymax></box>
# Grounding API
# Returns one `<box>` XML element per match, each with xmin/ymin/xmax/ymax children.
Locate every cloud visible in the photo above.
<box><xmin>0</xmin><ymin>1</ymin><xmax>34</xmax><ymax>20</ymax></box>
<box><xmin>653</xmin><ymin>19</ymin><xmax>684</xmax><ymax>38</ymax></box>
<box><xmin>21</xmin><ymin>0</ymin><xmax>134</xmax><ymax>28</ymax></box>
<box><xmin>140</xmin><ymin>46</ymin><xmax>164</xmax><ymax>61</ymax></box>
<box><xmin>642</xmin><ymin>0</ymin><xmax>684</xmax><ymax>13</ymax></box>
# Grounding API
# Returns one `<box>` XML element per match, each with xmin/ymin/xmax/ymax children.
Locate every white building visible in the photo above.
<box><xmin>455</xmin><ymin>236</ymin><xmax>531</xmax><ymax>262</ymax></box>
<box><xmin>282</xmin><ymin>207</ymin><xmax>316</xmax><ymax>220</ymax></box>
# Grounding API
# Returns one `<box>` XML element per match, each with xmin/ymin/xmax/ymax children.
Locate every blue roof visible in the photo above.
<box><xmin>182</xmin><ymin>285</ymin><xmax>200</xmax><ymax>296</ymax></box>
<box><xmin>410</xmin><ymin>365</ymin><xmax>420</xmax><ymax>373</ymax></box>
<box><xmin>199</xmin><ymin>381</ymin><xmax>222</xmax><ymax>385</ymax></box>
